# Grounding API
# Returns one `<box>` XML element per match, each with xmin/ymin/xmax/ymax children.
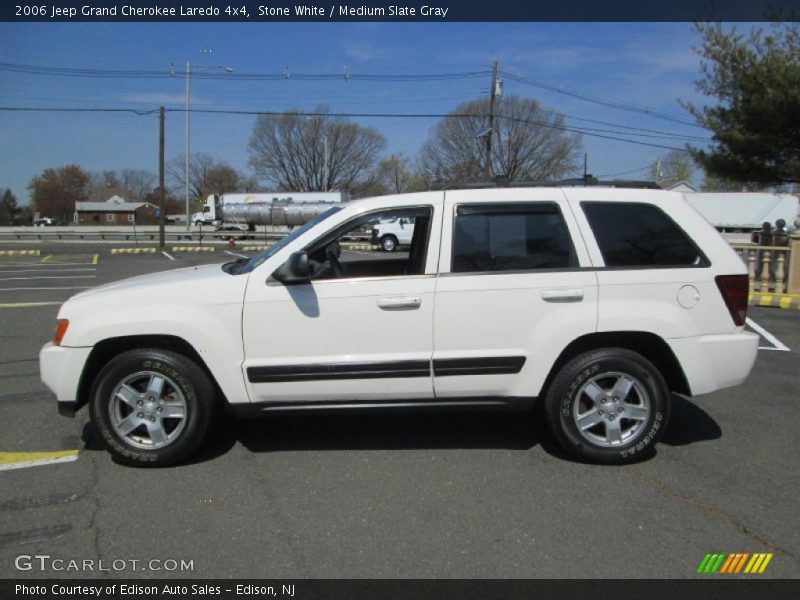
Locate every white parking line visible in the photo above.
<box><xmin>0</xmin><ymin>287</ymin><xmax>91</xmax><ymax>292</ymax></box>
<box><xmin>225</xmin><ymin>250</ymin><xmax>248</xmax><ymax>259</ymax></box>
<box><xmin>746</xmin><ymin>317</ymin><xmax>791</xmax><ymax>352</ymax></box>
<box><xmin>0</xmin><ymin>268</ymin><xmax>96</xmax><ymax>274</ymax></box>
<box><xmin>0</xmin><ymin>275</ymin><xmax>96</xmax><ymax>282</ymax></box>
<box><xmin>162</xmin><ymin>251</ymin><xmax>175</xmax><ymax>261</ymax></box>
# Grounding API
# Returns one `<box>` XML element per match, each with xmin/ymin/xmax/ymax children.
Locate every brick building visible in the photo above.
<box><xmin>74</xmin><ymin>195</ymin><xmax>159</xmax><ymax>225</ymax></box>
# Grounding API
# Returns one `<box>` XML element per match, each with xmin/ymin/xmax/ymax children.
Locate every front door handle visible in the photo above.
<box><xmin>377</xmin><ymin>296</ymin><xmax>422</xmax><ymax>310</ymax></box>
<box><xmin>541</xmin><ymin>289</ymin><xmax>584</xmax><ymax>302</ymax></box>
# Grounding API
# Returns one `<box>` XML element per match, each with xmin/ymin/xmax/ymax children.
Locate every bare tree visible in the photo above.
<box><xmin>418</xmin><ymin>94</ymin><xmax>582</xmax><ymax>187</ymax></box>
<box><xmin>119</xmin><ymin>169</ymin><xmax>156</xmax><ymax>199</ymax></box>
<box><xmin>248</xmin><ymin>107</ymin><xmax>386</xmax><ymax>192</ymax></box>
<box><xmin>651</xmin><ymin>149</ymin><xmax>696</xmax><ymax>185</ymax></box>
<box><xmin>168</xmin><ymin>154</ymin><xmax>258</xmax><ymax>205</ymax></box>
<box><xmin>86</xmin><ymin>169</ymin><xmax>156</xmax><ymax>201</ymax></box>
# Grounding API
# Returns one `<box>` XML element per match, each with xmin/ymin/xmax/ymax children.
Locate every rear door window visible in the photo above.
<box><xmin>452</xmin><ymin>203</ymin><xmax>577</xmax><ymax>273</ymax></box>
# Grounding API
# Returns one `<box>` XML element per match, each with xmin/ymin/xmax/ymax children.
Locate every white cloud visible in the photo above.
<box><xmin>119</xmin><ymin>92</ymin><xmax>210</xmax><ymax>105</ymax></box>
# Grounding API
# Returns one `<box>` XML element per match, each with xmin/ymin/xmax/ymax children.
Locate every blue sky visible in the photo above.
<box><xmin>0</xmin><ymin>22</ymin><xmax>715</xmax><ymax>204</ymax></box>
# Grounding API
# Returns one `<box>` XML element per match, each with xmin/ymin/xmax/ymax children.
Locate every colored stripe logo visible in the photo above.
<box><xmin>697</xmin><ymin>552</ymin><xmax>773</xmax><ymax>574</ymax></box>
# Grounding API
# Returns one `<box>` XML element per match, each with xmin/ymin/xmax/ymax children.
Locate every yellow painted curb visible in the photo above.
<box><xmin>0</xmin><ymin>450</ymin><xmax>79</xmax><ymax>471</ymax></box>
<box><xmin>242</xmin><ymin>245</ymin><xmax>271</xmax><ymax>251</ymax></box>
<box><xmin>749</xmin><ymin>293</ymin><xmax>800</xmax><ymax>310</ymax></box>
<box><xmin>111</xmin><ymin>248</ymin><xmax>157</xmax><ymax>254</ymax></box>
<box><xmin>172</xmin><ymin>246</ymin><xmax>215</xmax><ymax>252</ymax></box>
<box><xmin>0</xmin><ymin>250</ymin><xmax>40</xmax><ymax>256</ymax></box>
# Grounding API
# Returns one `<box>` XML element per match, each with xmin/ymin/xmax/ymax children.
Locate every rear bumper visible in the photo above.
<box><xmin>668</xmin><ymin>331</ymin><xmax>759</xmax><ymax>396</ymax></box>
<box><xmin>39</xmin><ymin>343</ymin><xmax>93</xmax><ymax>418</ymax></box>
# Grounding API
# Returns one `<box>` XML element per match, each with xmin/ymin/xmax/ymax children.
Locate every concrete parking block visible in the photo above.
<box><xmin>110</xmin><ymin>248</ymin><xmax>158</xmax><ymax>254</ymax></box>
<box><xmin>341</xmin><ymin>243</ymin><xmax>379</xmax><ymax>250</ymax></box>
<box><xmin>0</xmin><ymin>250</ymin><xmax>40</xmax><ymax>256</ymax></box>
<box><xmin>749</xmin><ymin>293</ymin><xmax>800</xmax><ymax>310</ymax></box>
<box><xmin>172</xmin><ymin>246</ymin><xmax>215</xmax><ymax>252</ymax></box>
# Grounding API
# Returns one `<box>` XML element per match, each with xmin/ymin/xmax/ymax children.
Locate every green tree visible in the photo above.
<box><xmin>0</xmin><ymin>189</ymin><xmax>19</xmax><ymax>225</ymax></box>
<box><xmin>685</xmin><ymin>21</ymin><xmax>800</xmax><ymax>185</ymax></box>
<box><xmin>27</xmin><ymin>165</ymin><xmax>90</xmax><ymax>222</ymax></box>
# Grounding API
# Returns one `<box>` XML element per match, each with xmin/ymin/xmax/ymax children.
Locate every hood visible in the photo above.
<box><xmin>60</xmin><ymin>262</ymin><xmax>247</xmax><ymax>318</ymax></box>
<box><xmin>72</xmin><ymin>263</ymin><xmax>225</xmax><ymax>300</ymax></box>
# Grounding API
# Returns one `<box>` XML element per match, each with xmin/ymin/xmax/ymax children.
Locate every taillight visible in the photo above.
<box><xmin>715</xmin><ymin>275</ymin><xmax>749</xmax><ymax>326</ymax></box>
<box><xmin>53</xmin><ymin>319</ymin><xmax>69</xmax><ymax>346</ymax></box>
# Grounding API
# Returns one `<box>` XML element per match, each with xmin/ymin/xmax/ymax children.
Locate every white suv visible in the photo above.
<box><xmin>40</xmin><ymin>187</ymin><xmax>758</xmax><ymax>466</ymax></box>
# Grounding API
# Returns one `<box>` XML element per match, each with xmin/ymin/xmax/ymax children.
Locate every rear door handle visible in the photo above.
<box><xmin>541</xmin><ymin>289</ymin><xmax>584</xmax><ymax>302</ymax></box>
<box><xmin>377</xmin><ymin>296</ymin><xmax>422</xmax><ymax>309</ymax></box>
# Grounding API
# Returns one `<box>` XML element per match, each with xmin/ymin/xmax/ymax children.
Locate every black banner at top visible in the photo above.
<box><xmin>3</xmin><ymin>0</ymin><xmax>800</xmax><ymax>22</ymax></box>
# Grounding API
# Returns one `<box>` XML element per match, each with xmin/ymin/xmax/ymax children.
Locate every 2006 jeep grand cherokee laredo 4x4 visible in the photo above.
<box><xmin>40</xmin><ymin>187</ymin><xmax>758</xmax><ymax>466</ymax></box>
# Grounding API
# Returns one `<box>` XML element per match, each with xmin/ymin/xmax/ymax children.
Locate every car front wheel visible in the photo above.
<box><xmin>380</xmin><ymin>235</ymin><xmax>398</xmax><ymax>252</ymax></box>
<box><xmin>544</xmin><ymin>348</ymin><xmax>671</xmax><ymax>464</ymax></box>
<box><xmin>89</xmin><ymin>349</ymin><xmax>216</xmax><ymax>467</ymax></box>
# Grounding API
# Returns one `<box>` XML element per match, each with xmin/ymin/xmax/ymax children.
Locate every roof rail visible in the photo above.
<box><xmin>448</xmin><ymin>176</ymin><xmax>661</xmax><ymax>190</ymax></box>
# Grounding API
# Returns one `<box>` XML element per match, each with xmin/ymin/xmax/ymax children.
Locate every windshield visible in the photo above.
<box><xmin>230</xmin><ymin>206</ymin><xmax>342</xmax><ymax>275</ymax></box>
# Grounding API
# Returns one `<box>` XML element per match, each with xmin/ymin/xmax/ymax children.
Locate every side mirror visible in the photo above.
<box><xmin>271</xmin><ymin>251</ymin><xmax>311</xmax><ymax>285</ymax></box>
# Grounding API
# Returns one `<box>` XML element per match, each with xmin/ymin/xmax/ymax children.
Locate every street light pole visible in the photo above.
<box><xmin>180</xmin><ymin>61</ymin><xmax>233</xmax><ymax>232</ymax></box>
<box><xmin>184</xmin><ymin>60</ymin><xmax>191</xmax><ymax>232</ymax></box>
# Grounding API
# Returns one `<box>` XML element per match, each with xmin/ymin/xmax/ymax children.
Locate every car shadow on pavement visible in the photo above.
<box><xmin>80</xmin><ymin>394</ymin><xmax>720</xmax><ymax>466</ymax></box>
<box><xmin>660</xmin><ymin>393</ymin><xmax>722</xmax><ymax>446</ymax></box>
<box><xmin>232</xmin><ymin>410</ymin><xmax>545</xmax><ymax>454</ymax></box>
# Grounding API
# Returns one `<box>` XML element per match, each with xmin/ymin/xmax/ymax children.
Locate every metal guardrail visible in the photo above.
<box><xmin>0</xmin><ymin>228</ymin><xmax>372</xmax><ymax>244</ymax></box>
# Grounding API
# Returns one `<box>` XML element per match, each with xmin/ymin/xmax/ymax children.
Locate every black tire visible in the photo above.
<box><xmin>380</xmin><ymin>235</ymin><xmax>398</xmax><ymax>252</ymax></box>
<box><xmin>89</xmin><ymin>348</ymin><xmax>216</xmax><ymax>467</ymax></box>
<box><xmin>544</xmin><ymin>348</ymin><xmax>670</xmax><ymax>464</ymax></box>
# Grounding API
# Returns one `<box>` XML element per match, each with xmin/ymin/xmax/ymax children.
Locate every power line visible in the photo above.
<box><xmin>0</xmin><ymin>62</ymin><xmax>491</xmax><ymax>82</ymax></box>
<box><xmin>500</xmin><ymin>70</ymin><xmax>699</xmax><ymax>128</ymax></box>
<box><xmin>0</xmin><ymin>105</ymin><xmax>689</xmax><ymax>151</ymax></box>
<box><xmin>0</xmin><ymin>60</ymin><xmax>709</xmax><ymax>138</ymax></box>
<box><xmin>0</xmin><ymin>106</ymin><xmax>160</xmax><ymax>115</ymax></box>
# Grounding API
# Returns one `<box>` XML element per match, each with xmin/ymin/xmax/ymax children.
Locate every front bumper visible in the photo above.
<box><xmin>39</xmin><ymin>342</ymin><xmax>93</xmax><ymax>418</ymax></box>
<box><xmin>668</xmin><ymin>331</ymin><xmax>759</xmax><ymax>397</ymax></box>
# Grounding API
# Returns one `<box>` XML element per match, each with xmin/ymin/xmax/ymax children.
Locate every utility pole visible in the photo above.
<box><xmin>158</xmin><ymin>106</ymin><xmax>166</xmax><ymax>248</ymax></box>
<box><xmin>485</xmin><ymin>60</ymin><xmax>499</xmax><ymax>181</ymax></box>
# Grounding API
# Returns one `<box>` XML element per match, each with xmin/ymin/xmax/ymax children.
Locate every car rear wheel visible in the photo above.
<box><xmin>89</xmin><ymin>349</ymin><xmax>216</xmax><ymax>467</ymax></box>
<box><xmin>544</xmin><ymin>348</ymin><xmax>670</xmax><ymax>464</ymax></box>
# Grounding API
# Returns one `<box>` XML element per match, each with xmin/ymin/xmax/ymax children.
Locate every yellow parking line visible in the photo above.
<box><xmin>0</xmin><ymin>450</ymin><xmax>79</xmax><ymax>472</ymax></box>
<box><xmin>0</xmin><ymin>301</ymin><xmax>61</xmax><ymax>309</ymax></box>
<box><xmin>92</xmin><ymin>254</ymin><xmax>99</xmax><ymax>264</ymax></box>
<box><xmin>41</xmin><ymin>255</ymin><xmax>53</xmax><ymax>263</ymax></box>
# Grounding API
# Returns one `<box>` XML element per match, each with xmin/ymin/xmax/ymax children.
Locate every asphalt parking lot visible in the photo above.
<box><xmin>0</xmin><ymin>244</ymin><xmax>798</xmax><ymax>579</ymax></box>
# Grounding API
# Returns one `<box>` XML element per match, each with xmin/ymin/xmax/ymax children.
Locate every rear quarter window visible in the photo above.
<box><xmin>582</xmin><ymin>201</ymin><xmax>708</xmax><ymax>268</ymax></box>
